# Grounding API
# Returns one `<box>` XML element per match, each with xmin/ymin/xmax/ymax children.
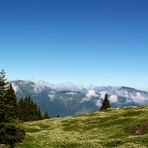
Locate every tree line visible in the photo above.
<box><xmin>0</xmin><ymin>70</ymin><xmax>49</xmax><ymax>148</ymax></box>
<box><xmin>17</xmin><ymin>96</ymin><xmax>49</xmax><ymax>121</ymax></box>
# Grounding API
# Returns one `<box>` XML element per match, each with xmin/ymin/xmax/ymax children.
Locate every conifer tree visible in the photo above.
<box><xmin>0</xmin><ymin>71</ymin><xmax>17</xmax><ymax>122</ymax></box>
<box><xmin>17</xmin><ymin>96</ymin><xmax>43</xmax><ymax>121</ymax></box>
<box><xmin>38</xmin><ymin>108</ymin><xmax>43</xmax><ymax>120</ymax></box>
<box><xmin>5</xmin><ymin>83</ymin><xmax>17</xmax><ymax>122</ymax></box>
<box><xmin>17</xmin><ymin>98</ymin><xmax>24</xmax><ymax>120</ymax></box>
<box><xmin>0</xmin><ymin>70</ymin><xmax>25</xmax><ymax>147</ymax></box>
<box><xmin>0</xmin><ymin>124</ymin><xmax>25</xmax><ymax>148</ymax></box>
<box><xmin>0</xmin><ymin>70</ymin><xmax>9</xmax><ymax>122</ymax></box>
<box><xmin>100</xmin><ymin>93</ymin><xmax>111</xmax><ymax>111</ymax></box>
<box><xmin>44</xmin><ymin>112</ymin><xmax>49</xmax><ymax>119</ymax></box>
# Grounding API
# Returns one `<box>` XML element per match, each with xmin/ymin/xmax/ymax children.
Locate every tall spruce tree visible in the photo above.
<box><xmin>0</xmin><ymin>70</ymin><xmax>9</xmax><ymax>122</ymax></box>
<box><xmin>0</xmin><ymin>70</ymin><xmax>25</xmax><ymax>147</ymax></box>
<box><xmin>5</xmin><ymin>83</ymin><xmax>17</xmax><ymax>122</ymax></box>
<box><xmin>100</xmin><ymin>93</ymin><xmax>111</xmax><ymax>111</ymax></box>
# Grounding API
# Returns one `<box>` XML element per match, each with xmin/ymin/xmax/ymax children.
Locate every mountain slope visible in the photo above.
<box><xmin>12</xmin><ymin>80</ymin><xmax>148</xmax><ymax>117</ymax></box>
<box><xmin>17</xmin><ymin>105</ymin><xmax>148</xmax><ymax>148</ymax></box>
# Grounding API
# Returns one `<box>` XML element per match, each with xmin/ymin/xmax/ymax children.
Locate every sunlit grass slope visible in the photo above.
<box><xmin>17</xmin><ymin>105</ymin><xmax>148</xmax><ymax>148</ymax></box>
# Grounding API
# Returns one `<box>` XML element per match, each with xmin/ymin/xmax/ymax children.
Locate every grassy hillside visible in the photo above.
<box><xmin>16</xmin><ymin>105</ymin><xmax>148</xmax><ymax>148</ymax></box>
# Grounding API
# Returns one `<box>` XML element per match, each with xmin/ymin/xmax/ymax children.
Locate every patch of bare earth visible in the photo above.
<box><xmin>134</xmin><ymin>121</ymin><xmax>148</xmax><ymax>135</ymax></box>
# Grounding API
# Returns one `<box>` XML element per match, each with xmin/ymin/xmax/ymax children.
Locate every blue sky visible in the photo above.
<box><xmin>0</xmin><ymin>0</ymin><xmax>148</xmax><ymax>90</ymax></box>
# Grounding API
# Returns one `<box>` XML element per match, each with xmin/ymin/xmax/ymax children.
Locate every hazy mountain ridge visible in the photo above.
<box><xmin>12</xmin><ymin>80</ymin><xmax>148</xmax><ymax>117</ymax></box>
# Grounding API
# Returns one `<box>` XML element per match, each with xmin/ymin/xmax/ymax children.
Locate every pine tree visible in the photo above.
<box><xmin>0</xmin><ymin>71</ymin><xmax>17</xmax><ymax>122</ymax></box>
<box><xmin>5</xmin><ymin>83</ymin><xmax>17</xmax><ymax>122</ymax></box>
<box><xmin>0</xmin><ymin>70</ymin><xmax>10</xmax><ymax>122</ymax></box>
<box><xmin>17</xmin><ymin>96</ymin><xmax>43</xmax><ymax>121</ymax></box>
<box><xmin>100</xmin><ymin>93</ymin><xmax>111</xmax><ymax>111</ymax></box>
<box><xmin>0</xmin><ymin>70</ymin><xmax>25</xmax><ymax>147</ymax></box>
<box><xmin>17</xmin><ymin>98</ymin><xmax>24</xmax><ymax>121</ymax></box>
<box><xmin>38</xmin><ymin>108</ymin><xmax>42</xmax><ymax>120</ymax></box>
<box><xmin>44</xmin><ymin>112</ymin><xmax>49</xmax><ymax>119</ymax></box>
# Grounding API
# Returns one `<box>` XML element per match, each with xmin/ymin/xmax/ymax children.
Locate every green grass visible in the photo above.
<box><xmin>16</xmin><ymin>105</ymin><xmax>148</xmax><ymax>148</ymax></box>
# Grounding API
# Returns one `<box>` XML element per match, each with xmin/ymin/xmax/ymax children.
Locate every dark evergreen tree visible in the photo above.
<box><xmin>57</xmin><ymin>114</ymin><xmax>60</xmax><ymax>118</ymax></box>
<box><xmin>17</xmin><ymin>96</ymin><xmax>43</xmax><ymax>121</ymax></box>
<box><xmin>0</xmin><ymin>70</ymin><xmax>9</xmax><ymax>123</ymax></box>
<box><xmin>17</xmin><ymin>98</ymin><xmax>23</xmax><ymax>120</ymax></box>
<box><xmin>44</xmin><ymin>112</ymin><xmax>49</xmax><ymax>119</ymax></box>
<box><xmin>0</xmin><ymin>70</ymin><xmax>25</xmax><ymax>147</ymax></box>
<box><xmin>100</xmin><ymin>93</ymin><xmax>111</xmax><ymax>111</ymax></box>
<box><xmin>5</xmin><ymin>83</ymin><xmax>17</xmax><ymax>122</ymax></box>
<box><xmin>0</xmin><ymin>123</ymin><xmax>25</xmax><ymax>148</ymax></box>
<box><xmin>38</xmin><ymin>108</ymin><xmax>43</xmax><ymax>120</ymax></box>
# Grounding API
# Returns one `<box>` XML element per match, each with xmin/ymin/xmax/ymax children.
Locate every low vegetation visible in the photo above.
<box><xmin>1</xmin><ymin>70</ymin><xmax>148</xmax><ymax>147</ymax></box>
<box><xmin>16</xmin><ymin>105</ymin><xmax>148</xmax><ymax>148</ymax></box>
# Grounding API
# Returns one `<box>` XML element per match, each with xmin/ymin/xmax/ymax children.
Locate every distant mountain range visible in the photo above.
<box><xmin>12</xmin><ymin>80</ymin><xmax>148</xmax><ymax>117</ymax></box>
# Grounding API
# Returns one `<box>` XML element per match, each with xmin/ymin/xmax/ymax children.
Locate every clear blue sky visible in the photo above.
<box><xmin>0</xmin><ymin>0</ymin><xmax>148</xmax><ymax>90</ymax></box>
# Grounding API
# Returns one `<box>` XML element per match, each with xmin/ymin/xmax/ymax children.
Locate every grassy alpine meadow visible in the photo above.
<box><xmin>16</xmin><ymin>105</ymin><xmax>148</xmax><ymax>148</ymax></box>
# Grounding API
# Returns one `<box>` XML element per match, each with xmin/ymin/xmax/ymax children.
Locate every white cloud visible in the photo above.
<box><xmin>12</xmin><ymin>83</ymin><xmax>20</xmax><ymax>92</ymax></box>
<box><xmin>48</xmin><ymin>94</ymin><xmax>55</xmax><ymax>101</ymax></box>
<box><xmin>53</xmin><ymin>82</ymin><xmax>84</xmax><ymax>91</ymax></box>
<box><xmin>99</xmin><ymin>91</ymin><xmax>107</xmax><ymax>99</ymax></box>
<box><xmin>109</xmin><ymin>95</ymin><xmax>118</xmax><ymax>103</ymax></box>
<box><xmin>34</xmin><ymin>84</ymin><xmax>45</xmax><ymax>93</ymax></box>
<box><xmin>118</xmin><ymin>90</ymin><xmax>129</xmax><ymax>98</ymax></box>
<box><xmin>96</xmin><ymin>99</ymin><xmax>102</xmax><ymax>107</ymax></box>
<box><xmin>86</xmin><ymin>90</ymin><xmax>99</xmax><ymax>98</ymax></box>
<box><xmin>131</xmin><ymin>92</ymin><xmax>148</xmax><ymax>103</ymax></box>
<box><xmin>80</xmin><ymin>97</ymin><xmax>91</xmax><ymax>103</ymax></box>
<box><xmin>66</xmin><ymin>92</ymin><xmax>77</xmax><ymax>95</ymax></box>
<box><xmin>50</xmin><ymin>90</ymin><xmax>56</xmax><ymax>94</ymax></box>
<box><xmin>81</xmin><ymin>90</ymin><xmax>99</xmax><ymax>103</ymax></box>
